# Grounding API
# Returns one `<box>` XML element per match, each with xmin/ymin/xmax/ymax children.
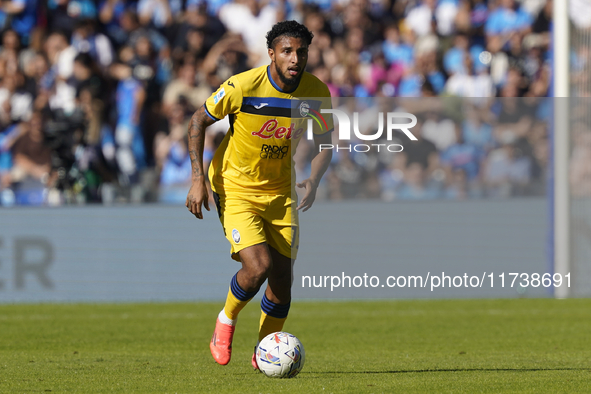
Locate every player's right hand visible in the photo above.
<box><xmin>186</xmin><ymin>181</ymin><xmax>210</xmax><ymax>219</ymax></box>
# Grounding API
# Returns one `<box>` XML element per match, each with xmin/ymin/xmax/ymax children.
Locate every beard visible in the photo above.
<box><xmin>275</xmin><ymin>62</ymin><xmax>301</xmax><ymax>87</ymax></box>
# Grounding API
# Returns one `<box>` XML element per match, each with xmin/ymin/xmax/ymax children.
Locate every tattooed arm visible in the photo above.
<box><xmin>185</xmin><ymin>106</ymin><xmax>216</xmax><ymax>219</ymax></box>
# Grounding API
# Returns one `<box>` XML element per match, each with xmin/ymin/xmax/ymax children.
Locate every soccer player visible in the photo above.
<box><xmin>185</xmin><ymin>20</ymin><xmax>333</xmax><ymax>368</ymax></box>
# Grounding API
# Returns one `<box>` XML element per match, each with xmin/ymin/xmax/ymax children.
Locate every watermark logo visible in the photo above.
<box><xmin>213</xmin><ymin>88</ymin><xmax>225</xmax><ymax>104</ymax></box>
<box><xmin>304</xmin><ymin>108</ymin><xmax>418</xmax><ymax>153</ymax></box>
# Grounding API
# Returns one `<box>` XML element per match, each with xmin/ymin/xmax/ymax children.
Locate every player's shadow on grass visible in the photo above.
<box><xmin>304</xmin><ymin>367</ymin><xmax>589</xmax><ymax>375</ymax></box>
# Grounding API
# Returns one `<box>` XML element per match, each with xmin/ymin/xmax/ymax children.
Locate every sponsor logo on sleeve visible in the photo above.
<box><xmin>213</xmin><ymin>88</ymin><xmax>226</xmax><ymax>104</ymax></box>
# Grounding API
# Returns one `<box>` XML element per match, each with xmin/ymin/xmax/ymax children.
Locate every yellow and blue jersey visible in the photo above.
<box><xmin>204</xmin><ymin>65</ymin><xmax>333</xmax><ymax>195</ymax></box>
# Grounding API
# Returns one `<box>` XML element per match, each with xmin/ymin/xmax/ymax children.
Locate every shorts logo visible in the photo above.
<box><xmin>260</xmin><ymin>144</ymin><xmax>289</xmax><ymax>159</ymax></box>
<box><xmin>232</xmin><ymin>229</ymin><xmax>240</xmax><ymax>243</ymax></box>
<box><xmin>213</xmin><ymin>88</ymin><xmax>225</xmax><ymax>104</ymax></box>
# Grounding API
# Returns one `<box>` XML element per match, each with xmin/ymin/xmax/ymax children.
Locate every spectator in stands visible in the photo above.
<box><xmin>71</xmin><ymin>19</ymin><xmax>114</xmax><ymax>69</ymax></box>
<box><xmin>1</xmin><ymin>0</ymin><xmax>38</xmax><ymax>45</ymax></box>
<box><xmin>99</xmin><ymin>0</ymin><xmax>136</xmax><ymax>48</ymax></box>
<box><xmin>26</xmin><ymin>52</ymin><xmax>50</xmax><ymax>110</ymax></box>
<box><xmin>0</xmin><ymin>72</ymin><xmax>33</xmax><ymax>126</ymax></box>
<box><xmin>440</xmin><ymin>122</ymin><xmax>485</xmax><ymax>189</ymax></box>
<box><xmin>570</xmin><ymin>123</ymin><xmax>591</xmax><ymax>197</ymax></box>
<box><xmin>10</xmin><ymin>111</ymin><xmax>52</xmax><ymax>187</ymax></box>
<box><xmin>48</xmin><ymin>0</ymin><xmax>98</xmax><ymax>36</ymax></box>
<box><xmin>71</xmin><ymin>53</ymin><xmax>104</xmax><ymax>101</ymax></box>
<box><xmin>137</xmin><ymin>0</ymin><xmax>173</xmax><ymax>30</ymax></box>
<box><xmin>162</xmin><ymin>56</ymin><xmax>209</xmax><ymax>114</ymax></box>
<box><xmin>445</xmin><ymin>168</ymin><xmax>470</xmax><ymax>199</ymax></box>
<box><xmin>529</xmin><ymin>134</ymin><xmax>548</xmax><ymax>195</ymax></box>
<box><xmin>154</xmin><ymin>102</ymin><xmax>191</xmax><ymax>203</ymax></box>
<box><xmin>401</xmin><ymin>116</ymin><xmax>439</xmax><ymax>176</ymax></box>
<box><xmin>42</xmin><ymin>31</ymin><xmax>78</xmax><ymax>113</ymax></box>
<box><xmin>118</xmin><ymin>10</ymin><xmax>169</xmax><ymax>59</ymax></box>
<box><xmin>218</xmin><ymin>0</ymin><xmax>278</xmax><ymax>66</ymax></box>
<box><xmin>0</xmin><ymin>29</ymin><xmax>21</xmax><ymax>64</ymax></box>
<box><xmin>111</xmin><ymin>50</ymin><xmax>146</xmax><ymax>183</ymax></box>
<box><xmin>483</xmin><ymin>132</ymin><xmax>532</xmax><ymax>197</ymax></box>
<box><xmin>569</xmin><ymin>0</ymin><xmax>591</xmax><ymax>30</ymax></box>
<box><xmin>485</xmin><ymin>0</ymin><xmax>533</xmax><ymax>54</ymax></box>
<box><xmin>382</xmin><ymin>24</ymin><xmax>414</xmax><ymax>72</ymax></box>
<box><xmin>379</xmin><ymin>152</ymin><xmax>406</xmax><ymax>201</ymax></box>
<box><xmin>173</xmin><ymin>26</ymin><xmax>206</xmax><ymax>62</ymax></box>
<box><xmin>397</xmin><ymin>161</ymin><xmax>442</xmax><ymax>200</ymax></box>
<box><xmin>444</xmin><ymin>52</ymin><xmax>495</xmax><ymax>97</ymax></box>
<box><xmin>0</xmin><ymin>123</ymin><xmax>23</xmax><ymax>192</ymax></box>
<box><xmin>494</xmin><ymin>97</ymin><xmax>534</xmax><ymax>142</ymax></box>
<box><xmin>422</xmin><ymin>112</ymin><xmax>457</xmax><ymax>152</ymax></box>
<box><xmin>187</xmin><ymin>0</ymin><xmax>231</xmax><ymax>17</ymax></box>
<box><xmin>175</xmin><ymin>3</ymin><xmax>226</xmax><ymax>58</ymax></box>
<box><xmin>333</xmin><ymin>151</ymin><xmax>365</xmax><ymax>199</ymax></box>
<box><xmin>405</xmin><ymin>0</ymin><xmax>438</xmax><ymax>38</ymax></box>
<box><xmin>200</xmin><ymin>33</ymin><xmax>249</xmax><ymax>89</ymax></box>
<box><xmin>462</xmin><ymin>103</ymin><xmax>495</xmax><ymax>151</ymax></box>
<box><xmin>443</xmin><ymin>33</ymin><xmax>471</xmax><ymax>75</ymax></box>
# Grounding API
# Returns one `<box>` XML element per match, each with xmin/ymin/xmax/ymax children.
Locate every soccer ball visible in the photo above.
<box><xmin>255</xmin><ymin>332</ymin><xmax>305</xmax><ymax>378</ymax></box>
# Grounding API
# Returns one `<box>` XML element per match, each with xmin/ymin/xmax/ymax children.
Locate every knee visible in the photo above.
<box><xmin>247</xmin><ymin>257</ymin><xmax>273</xmax><ymax>285</ymax></box>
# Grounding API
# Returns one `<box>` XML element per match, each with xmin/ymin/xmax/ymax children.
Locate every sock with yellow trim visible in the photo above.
<box><xmin>218</xmin><ymin>273</ymin><xmax>258</xmax><ymax>326</ymax></box>
<box><xmin>258</xmin><ymin>293</ymin><xmax>290</xmax><ymax>341</ymax></box>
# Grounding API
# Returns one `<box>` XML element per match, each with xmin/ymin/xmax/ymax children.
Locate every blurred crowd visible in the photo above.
<box><xmin>0</xmin><ymin>0</ymin><xmax>583</xmax><ymax>206</ymax></box>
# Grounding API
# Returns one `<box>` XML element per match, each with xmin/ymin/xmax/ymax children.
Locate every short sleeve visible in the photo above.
<box><xmin>204</xmin><ymin>77</ymin><xmax>242</xmax><ymax>121</ymax></box>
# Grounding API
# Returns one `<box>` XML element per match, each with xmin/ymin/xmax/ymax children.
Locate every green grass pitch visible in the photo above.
<box><xmin>1</xmin><ymin>299</ymin><xmax>590</xmax><ymax>393</ymax></box>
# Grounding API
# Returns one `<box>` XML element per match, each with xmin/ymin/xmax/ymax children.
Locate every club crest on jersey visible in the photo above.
<box><xmin>232</xmin><ymin>229</ymin><xmax>240</xmax><ymax>243</ymax></box>
<box><xmin>299</xmin><ymin>101</ymin><xmax>310</xmax><ymax>117</ymax></box>
<box><xmin>213</xmin><ymin>88</ymin><xmax>225</xmax><ymax>104</ymax></box>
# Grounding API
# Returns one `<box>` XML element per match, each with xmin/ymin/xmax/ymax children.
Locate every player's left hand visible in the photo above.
<box><xmin>296</xmin><ymin>179</ymin><xmax>317</xmax><ymax>212</ymax></box>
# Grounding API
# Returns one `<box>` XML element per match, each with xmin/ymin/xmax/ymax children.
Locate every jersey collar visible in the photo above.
<box><xmin>267</xmin><ymin>65</ymin><xmax>301</xmax><ymax>94</ymax></box>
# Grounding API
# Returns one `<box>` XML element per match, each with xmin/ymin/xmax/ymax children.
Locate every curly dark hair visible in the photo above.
<box><xmin>266</xmin><ymin>20</ymin><xmax>314</xmax><ymax>50</ymax></box>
